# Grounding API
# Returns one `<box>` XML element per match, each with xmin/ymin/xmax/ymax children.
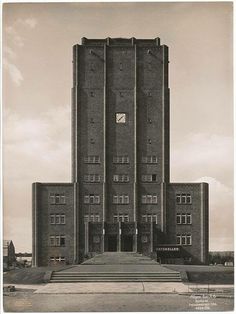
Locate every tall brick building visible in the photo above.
<box><xmin>32</xmin><ymin>37</ymin><xmax>208</xmax><ymax>266</ymax></box>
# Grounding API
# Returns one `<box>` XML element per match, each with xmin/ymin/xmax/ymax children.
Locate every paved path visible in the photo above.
<box><xmin>34</xmin><ymin>282</ymin><xmax>188</xmax><ymax>294</ymax></box>
<box><xmin>82</xmin><ymin>252</ymin><xmax>158</xmax><ymax>265</ymax></box>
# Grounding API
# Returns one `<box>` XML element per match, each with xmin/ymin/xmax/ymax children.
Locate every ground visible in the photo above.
<box><xmin>3</xmin><ymin>288</ymin><xmax>234</xmax><ymax>312</ymax></box>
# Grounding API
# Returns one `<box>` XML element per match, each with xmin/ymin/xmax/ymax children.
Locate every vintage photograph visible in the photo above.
<box><xmin>2</xmin><ymin>1</ymin><xmax>234</xmax><ymax>312</ymax></box>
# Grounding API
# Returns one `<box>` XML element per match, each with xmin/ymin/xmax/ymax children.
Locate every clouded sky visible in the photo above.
<box><xmin>3</xmin><ymin>2</ymin><xmax>233</xmax><ymax>252</ymax></box>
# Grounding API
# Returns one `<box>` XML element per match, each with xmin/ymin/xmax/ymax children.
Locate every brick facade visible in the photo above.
<box><xmin>32</xmin><ymin>38</ymin><xmax>209</xmax><ymax>266</ymax></box>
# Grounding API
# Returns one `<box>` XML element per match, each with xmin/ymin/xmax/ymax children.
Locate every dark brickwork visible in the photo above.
<box><xmin>32</xmin><ymin>38</ymin><xmax>209</xmax><ymax>266</ymax></box>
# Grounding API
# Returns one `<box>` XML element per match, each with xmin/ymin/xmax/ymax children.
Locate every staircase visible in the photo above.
<box><xmin>49</xmin><ymin>252</ymin><xmax>182</xmax><ymax>283</ymax></box>
<box><xmin>50</xmin><ymin>271</ymin><xmax>182</xmax><ymax>282</ymax></box>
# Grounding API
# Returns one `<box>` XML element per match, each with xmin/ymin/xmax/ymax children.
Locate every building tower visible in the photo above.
<box><xmin>32</xmin><ymin>38</ymin><xmax>208</xmax><ymax>267</ymax></box>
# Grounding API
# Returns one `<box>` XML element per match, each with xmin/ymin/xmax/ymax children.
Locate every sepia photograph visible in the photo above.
<box><xmin>2</xmin><ymin>1</ymin><xmax>234</xmax><ymax>312</ymax></box>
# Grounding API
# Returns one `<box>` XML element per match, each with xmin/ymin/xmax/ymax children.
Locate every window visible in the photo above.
<box><xmin>141</xmin><ymin>156</ymin><xmax>158</xmax><ymax>164</ymax></box>
<box><xmin>186</xmin><ymin>234</ymin><xmax>192</xmax><ymax>245</ymax></box>
<box><xmin>84</xmin><ymin>214</ymin><xmax>100</xmax><ymax>223</ymax></box>
<box><xmin>49</xmin><ymin>193</ymin><xmax>66</xmax><ymax>205</ymax></box>
<box><xmin>176</xmin><ymin>194</ymin><xmax>181</xmax><ymax>204</ymax></box>
<box><xmin>50</xmin><ymin>215</ymin><xmax>55</xmax><ymax>224</ymax></box>
<box><xmin>84</xmin><ymin>156</ymin><xmax>100</xmax><ymax>164</ymax></box>
<box><xmin>60</xmin><ymin>214</ymin><xmax>65</xmax><ymax>224</ymax></box>
<box><xmin>141</xmin><ymin>194</ymin><xmax>157</xmax><ymax>204</ymax></box>
<box><xmin>90</xmin><ymin>138</ymin><xmax>95</xmax><ymax>144</ymax></box>
<box><xmin>176</xmin><ymin>234</ymin><xmax>192</xmax><ymax>246</ymax></box>
<box><xmin>113</xmin><ymin>214</ymin><xmax>129</xmax><ymax>223</ymax></box>
<box><xmin>113</xmin><ymin>174</ymin><xmax>129</xmax><ymax>183</ymax></box>
<box><xmin>148</xmin><ymin>139</ymin><xmax>152</xmax><ymax>144</ymax></box>
<box><xmin>186</xmin><ymin>194</ymin><xmax>192</xmax><ymax>204</ymax></box>
<box><xmin>176</xmin><ymin>235</ymin><xmax>181</xmax><ymax>245</ymax></box>
<box><xmin>84</xmin><ymin>195</ymin><xmax>100</xmax><ymax>204</ymax></box>
<box><xmin>113</xmin><ymin>156</ymin><xmax>129</xmax><ymax>164</ymax></box>
<box><xmin>60</xmin><ymin>236</ymin><xmax>65</xmax><ymax>246</ymax></box>
<box><xmin>181</xmin><ymin>214</ymin><xmax>186</xmax><ymax>224</ymax></box>
<box><xmin>112</xmin><ymin>195</ymin><xmax>129</xmax><ymax>204</ymax></box>
<box><xmin>176</xmin><ymin>213</ymin><xmax>192</xmax><ymax>225</ymax></box>
<box><xmin>90</xmin><ymin>91</ymin><xmax>95</xmax><ymax>97</ymax></box>
<box><xmin>50</xmin><ymin>236</ymin><xmax>55</xmax><ymax>246</ymax></box>
<box><xmin>176</xmin><ymin>193</ymin><xmax>192</xmax><ymax>205</ymax></box>
<box><xmin>55</xmin><ymin>214</ymin><xmax>60</xmax><ymax>224</ymax></box>
<box><xmin>187</xmin><ymin>214</ymin><xmax>192</xmax><ymax>224</ymax></box>
<box><xmin>141</xmin><ymin>174</ymin><xmax>157</xmax><ymax>182</ymax></box>
<box><xmin>176</xmin><ymin>213</ymin><xmax>181</xmax><ymax>224</ymax></box>
<box><xmin>84</xmin><ymin>174</ymin><xmax>101</xmax><ymax>183</ymax></box>
<box><xmin>141</xmin><ymin>214</ymin><xmax>157</xmax><ymax>223</ymax></box>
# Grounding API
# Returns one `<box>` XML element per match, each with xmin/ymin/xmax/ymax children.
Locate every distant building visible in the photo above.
<box><xmin>32</xmin><ymin>37</ymin><xmax>209</xmax><ymax>266</ymax></box>
<box><xmin>3</xmin><ymin>240</ymin><xmax>16</xmax><ymax>269</ymax></box>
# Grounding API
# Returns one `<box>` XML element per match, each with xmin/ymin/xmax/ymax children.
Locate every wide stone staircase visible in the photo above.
<box><xmin>50</xmin><ymin>253</ymin><xmax>182</xmax><ymax>283</ymax></box>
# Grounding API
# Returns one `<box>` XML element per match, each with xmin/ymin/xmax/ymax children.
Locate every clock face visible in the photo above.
<box><xmin>116</xmin><ymin>113</ymin><xmax>126</xmax><ymax>124</ymax></box>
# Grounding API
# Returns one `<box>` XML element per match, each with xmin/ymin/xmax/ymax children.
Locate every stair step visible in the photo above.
<box><xmin>50</xmin><ymin>279</ymin><xmax>182</xmax><ymax>282</ymax></box>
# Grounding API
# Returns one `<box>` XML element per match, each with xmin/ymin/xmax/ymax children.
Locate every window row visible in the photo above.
<box><xmin>113</xmin><ymin>195</ymin><xmax>129</xmax><ymax>204</ymax></box>
<box><xmin>176</xmin><ymin>193</ymin><xmax>192</xmax><ymax>204</ymax></box>
<box><xmin>50</xmin><ymin>256</ymin><xmax>65</xmax><ymax>263</ymax></box>
<box><xmin>50</xmin><ymin>214</ymin><xmax>65</xmax><ymax>225</ymax></box>
<box><xmin>84</xmin><ymin>214</ymin><xmax>101</xmax><ymax>222</ymax></box>
<box><xmin>113</xmin><ymin>174</ymin><xmax>129</xmax><ymax>182</ymax></box>
<box><xmin>49</xmin><ymin>193</ymin><xmax>66</xmax><ymax>205</ymax></box>
<box><xmin>141</xmin><ymin>174</ymin><xmax>157</xmax><ymax>182</ymax></box>
<box><xmin>113</xmin><ymin>214</ymin><xmax>129</xmax><ymax>223</ymax></box>
<box><xmin>84</xmin><ymin>174</ymin><xmax>101</xmax><ymax>182</ymax></box>
<box><xmin>141</xmin><ymin>156</ymin><xmax>158</xmax><ymax>164</ymax></box>
<box><xmin>176</xmin><ymin>234</ymin><xmax>192</xmax><ymax>246</ymax></box>
<box><xmin>84</xmin><ymin>195</ymin><xmax>100</xmax><ymax>204</ymax></box>
<box><xmin>83</xmin><ymin>155</ymin><xmax>158</xmax><ymax>164</ymax></box>
<box><xmin>176</xmin><ymin>213</ymin><xmax>192</xmax><ymax>225</ymax></box>
<box><xmin>113</xmin><ymin>156</ymin><xmax>129</xmax><ymax>164</ymax></box>
<box><xmin>141</xmin><ymin>195</ymin><xmax>158</xmax><ymax>204</ymax></box>
<box><xmin>50</xmin><ymin>235</ymin><xmax>66</xmax><ymax>247</ymax></box>
<box><xmin>84</xmin><ymin>156</ymin><xmax>100</xmax><ymax>164</ymax></box>
<box><xmin>141</xmin><ymin>214</ymin><xmax>157</xmax><ymax>223</ymax></box>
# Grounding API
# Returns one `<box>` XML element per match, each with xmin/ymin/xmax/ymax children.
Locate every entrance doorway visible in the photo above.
<box><xmin>107</xmin><ymin>236</ymin><xmax>117</xmax><ymax>251</ymax></box>
<box><xmin>122</xmin><ymin>235</ymin><xmax>133</xmax><ymax>252</ymax></box>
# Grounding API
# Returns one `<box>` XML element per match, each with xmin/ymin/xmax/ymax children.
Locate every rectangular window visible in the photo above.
<box><xmin>176</xmin><ymin>213</ymin><xmax>181</xmax><ymax>224</ymax></box>
<box><xmin>55</xmin><ymin>236</ymin><xmax>60</xmax><ymax>246</ymax></box>
<box><xmin>186</xmin><ymin>234</ymin><xmax>192</xmax><ymax>245</ymax></box>
<box><xmin>147</xmin><ymin>215</ymin><xmax>152</xmax><ymax>223</ymax></box>
<box><xmin>181</xmin><ymin>235</ymin><xmax>187</xmax><ymax>245</ymax></box>
<box><xmin>181</xmin><ymin>194</ymin><xmax>187</xmax><ymax>204</ymax></box>
<box><xmin>50</xmin><ymin>215</ymin><xmax>55</xmax><ymax>224</ymax></box>
<box><xmin>142</xmin><ymin>215</ymin><xmax>147</xmax><ymax>222</ymax></box>
<box><xmin>50</xmin><ymin>257</ymin><xmax>55</xmax><ymax>262</ymax></box>
<box><xmin>84</xmin><ymin>215</ymin><xmax>89</xmax><ymax>222</ymax></box>
<box><xmin>50</xmin><ymin>236</ymin><xmax>55</xmax><ymax>246</ymax></box>
<box><xmin>113</xmin><ymin>156</ymin><xmax>129</xmax><ymax>164</ymax></box>
<box><xmin>181</xmin><ymin>214</ymin><xmax>186</xmax><ymax>224</ymax></box>
<box><xmin>124</xmin><ymin>215</ymin><xmax>129</xmax><ymax>223</ymax></box>
<box><xmin>84</xmin><ymin>195</ymin><xmax>100</xmax><ymax>204</ymax></box>
<box><xmin>49</xmin><ymin>193</ymin><xmax>66</xmax><ymax>205</ymax></box>
<box><xmin>113</xmin><ymin>195</ymin><xmax>129</xmax><ymax>204</ymax></box>
<box><xmin>142</xmin><ymin>156</ymin><xmax>158</xmax><ymax>164</ymax></box>
<box><xmin>153</xmin><ymin>215</ymin><xmax>157</xmax><ymax>224</ymax></box>
<box><xmin>113</xmin><ymin>174</ymin><xmax>129</xmax><ymax>183</ymax></box>
<box><xmin>60</xmin><ymin>236</ymin><xmax>66</xmax><ymax>246</ymax></box>
<box><xmin>84</xmin><ymin>156</ymin><xmax>100</xmax><ymax>164</ymax></box>
<box><xmin>176</xmin><ymin>194</ymin><xmax>181</xmax><ymax>204</ymax></box>
<box><xmin>176</xmin><ymin>193</ymin><xmax>192</xmax><ymax>205</ymax></box>
<box><xmin>186</xmin><ymin>194</ymin><xmax>192</xmax><ymax>204</ymax></box>
<box><xmin>176</xmin><ymin>235</ymin><xmax>181</xmax><ymax>245</ymax></box>
<box><xmin>113</xmin><ymin>215</ymin><xmax>118</xmax><ymax>223</ymax></box>
<box><xmin>49</xmin><ymin>194</ymin><xmax>56</xmax><ymax>204</ymax></box>
<box><xmin>187</xmin><ymin>214</ymin><xmax>192</xmax><ymax>224</ymax></box>
<box><xmin>60</xmin><ymin>214</ymin><xmax>65</xmax><ymax>224</ymax></box>
<box><xmin>84</xmin><ymin>174</ymin><xmax>101</xmax><ymax>183</ymax></box>
<box><xmin>55</xmin><ymin>214</ymin><xmax>60</xmax><ymax>224</ymax></box>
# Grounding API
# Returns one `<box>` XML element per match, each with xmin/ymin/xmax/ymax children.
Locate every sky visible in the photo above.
<box><xmin>3</xmin><ymin>2</ymin><xmax>233</xmax><ymax>252</ymax></box>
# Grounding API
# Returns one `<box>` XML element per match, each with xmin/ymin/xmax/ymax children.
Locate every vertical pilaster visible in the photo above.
<box><xmin>73</xmin><ymin>183</ymin><xmax>79</xmax><ymax>263</ymax></box>
<box><xmin>118</xmin><ymin>222</ymin><xmax>121</xmax><ymax>252</ymax></box>
<box><xmin>150</xmin><ymin>222</ymin><xmax>154</xmax><ymax>252</ymax></box>
<box><xmin>84</xmin><ymin>222</ymin><xmax>89</xmax><ymax>254</ymax></box>
<box><xmin>32</xmin><ymin>183</ymin><xmax>39</xmax><ymax>267</ymax></box>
